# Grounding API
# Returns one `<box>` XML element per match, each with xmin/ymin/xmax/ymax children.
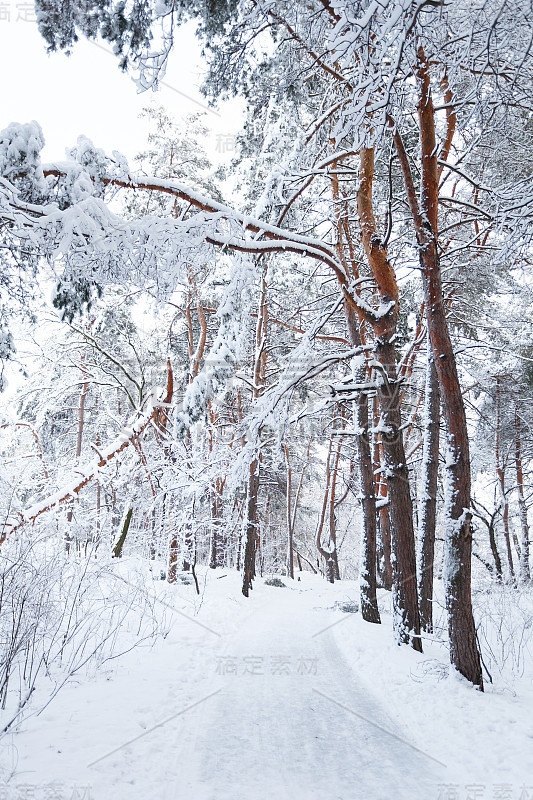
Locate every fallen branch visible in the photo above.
<box><xmin>0</xmin><ymin>366</ymin><xmax>173</xmax><ymax>546</ymax></box>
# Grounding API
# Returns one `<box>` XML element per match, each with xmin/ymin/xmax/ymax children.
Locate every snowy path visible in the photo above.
<box><xmin>3</xmin><ymin>574</ymin><xmax>452</xmax><ymax>799</ymax></box>
<box><xmin>4</xmin><ymin>570</ymin><xmax>533</xmax><ymax>799</ymax></box>
<box><xmin>167</xmin><ymin>586</ymin><xmax>444</xmax><ymax>800</ymax></box>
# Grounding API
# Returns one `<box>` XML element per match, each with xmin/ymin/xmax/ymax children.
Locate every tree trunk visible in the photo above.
<box><xmin>95</xmin><ymin>479</ymin><xmax>101</xmax><ymax>552</ymax></box>
<box><xmin>182</xmin><ymin>523</ymin><xmax>194</xmax><ymax>572</ymax></box>
<box><xmin>354</xmin><ymin>146</ymin><xmax>421</xmax><ymax>650</ymax></box>
<box><xmin>346</xmin><ymin>305</ymin><xmax>380</xmax><ymax>622</ymax></box>
<box><xmin>496</xmin><ymin>377</ymin><xmax>515</xmax><ymax>580</ymax></box>
<box><xmin>377</xmin><ymin>505</ymin><xmax>393</xmax><ymax>591</ymax></box>
<box><xmin>356</xmin><ymin>384</ymin><xmax>381</xmax><ymax>623</ymax></box>
<box><xmin>242</xmin><ymin>461</ymin><xmax>260</xmax><ymax>597</ymax></box>
<box><xmin>181</xmin><ymin>429</ymin><xmax>195</xmax><ymax>572</ymax></box>
<box><xmin>167</xmin><ymin>494</ymin><xmax>179</xmax><ymax>584</ymax></box>
<box><xmin>66</xmin><ymin>369</ymin><xmax>88</xmax><ymax>553</ymax></box>
<box><xmin>418</xmin><ymin>333</ymin><xmax>440</xmax><ymax>632</ymax></box>
<box><xmin>373</xmin><ymin>399</ymin><xmax>393</xmax><ymax>592</ymax></box>
<box><xmin>376</xmin><ymin>339</ymin><xmax>421</xmax><ymax>648</ymax></box>
<box><xmin>393</xmin><ymin>49</ymin><xmax>482</xmax><ymax>685</ymax></box>
<box><xmin>396</xmin><ymin>163</ymin><xmax>483</xmax><ymax>685</ymax></box>
<box><xmin>287</xmin><ymin>437</ymin><xmax>311</xmax><ymax>579</ymax></box>
<box><xmin>241</xmin><ymin>261</ymin><xmax>269</xmax><ymax>596</ymax></box>
<box><xmin>112</xmin><ymin>507</ymin><xmax>132</xmax><ymax>559</ymax></box>
<box><xmin>328</xmin><ymin>431</ymin><xmax>342</xmax><ymax>582</ymax></box>
<box><xmin>315</xmin><ymin>423</ymin><xmax>341</xmax><ymax>583</ymax></box>
<box><xmin>515</xmin><ymin>405</ymin><xmax>531</xmax><ymax>582</ymax></box>
<box><xmin>285</xmin><ymin>445</ymin><xmax>295</xmax><ymax>579</ymax></box>
<box><xmin>209</xmin><ymin>518</ymin><xmax>220</xmax><ymax>570</ymax></box>
<box><xmin>209</xmin><ymin>482</ymin><xmax>223</xmax><ymax>569</ymax></box>
<box><xmin>488</xmin><ymin>515</ymin><xmax>503</xmax><ymax>580</ymax></box>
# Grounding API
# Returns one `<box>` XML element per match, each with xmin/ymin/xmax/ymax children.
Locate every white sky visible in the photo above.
<box><xmin>0</xmin><ymin>13</ymin><xmax>244</xmax><ymax>166</ymax></box>
<box><xmin>0</xmin><ymin>12</ymin><xmax>245</xmax><ymax>396</ymax></box>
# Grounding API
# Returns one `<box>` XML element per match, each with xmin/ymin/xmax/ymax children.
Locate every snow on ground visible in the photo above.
<box><xmin>1</xmin><ymin>565</ymin><xmax>532</xmax><ymax>800</ymax></box>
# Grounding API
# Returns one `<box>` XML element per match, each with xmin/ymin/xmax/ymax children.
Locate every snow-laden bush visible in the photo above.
<box><xmin>474</xmin><ymin>585</ymin><xmax>533</xmax><ymax>681</ymax></box>
<box><xmin>0</xmin><ymin>530</ymin><xmax>170</xmax><ymax>737</ymax></box>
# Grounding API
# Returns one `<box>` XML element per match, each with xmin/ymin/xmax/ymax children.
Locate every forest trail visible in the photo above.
<box><xmin>8</xmin><ymin>572</ymin><xmax>531</xmax><ymax>799</ymax></box>
<box><xmin>169</xmin><ymin>583</ymin><xmax>445</xmax><ymax>800</ymax></box>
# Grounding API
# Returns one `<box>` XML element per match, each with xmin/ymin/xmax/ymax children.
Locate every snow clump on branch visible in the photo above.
<box><xmin>0</xmin><ymin>120</ymin><xmax>47</xmax><ymax>193</ymax></box>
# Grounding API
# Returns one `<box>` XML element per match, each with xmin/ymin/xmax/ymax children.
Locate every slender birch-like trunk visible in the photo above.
<box><xmin>66</xmin><ymin>361</ymin><xmax>88</xmax><ymax>553</ymax></box>
<box><xmin>496</xmin><ymin>377</ymin><xmax>515</xmax><ymax>580</ymax></box>
<box><xmin>515</xmin><ymin>405</ymin><xmax>531</xmax><ymax>582</ymax></box>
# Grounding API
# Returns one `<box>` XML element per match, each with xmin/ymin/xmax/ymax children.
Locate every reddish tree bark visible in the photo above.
<box><xmin>354</xmin><ymin>147</ymin><xmax>421</xmax><ymax>650</ymax></box>
<box><xmin>393</xmin><ymin>47</ymin><xmax>482</xmax><ymax>686</ymax></box>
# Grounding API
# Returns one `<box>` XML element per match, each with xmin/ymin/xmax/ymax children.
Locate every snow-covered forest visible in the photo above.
<box><xmin>1</xmin><ymin>1</ymin><xmax>532</xmax><ymax>797</ymax></box>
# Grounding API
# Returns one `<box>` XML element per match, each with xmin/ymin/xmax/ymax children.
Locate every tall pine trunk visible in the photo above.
<box><xmin>355</xmin><ymin>147</ymin><xmax>421</xmax><ymax>650</ymax></box>
<box><xmin>349</xmin><ymin>310</ymin><xmax>381</xmax><ymax>624</ymax></box>
<box><xmin>393</xmin><ymin>47</ymin><xmax>482</xmax><ymax>686</ymax></box>
<box><xmin>345</xmin><ymin>304</ymin><xmax>380</xmax><ymax>621</ymax></box>
<box><xmin>376</xmin><ymin>337</ymin><xmax>421</xmax><ymax>647</ymax></box>
<box><xmin>418</xmin><ymin>334</ymin><xmax>440</xmax><ymax>632</ymax></box>
<box><xmin>241</xmin><ymin>262</ymin><xmax>268</xmax><ymax>595</ymax></box>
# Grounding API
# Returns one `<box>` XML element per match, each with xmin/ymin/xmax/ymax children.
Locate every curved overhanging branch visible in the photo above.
<box><xmin>39</xmin><ymin>164</ymin><xmax>346</xmax><ymax>280</ymax></box>
<box><xmin>205</xmin><ymin>232</ymin><xmax>344</xmax><ymax>276</ymax></box>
